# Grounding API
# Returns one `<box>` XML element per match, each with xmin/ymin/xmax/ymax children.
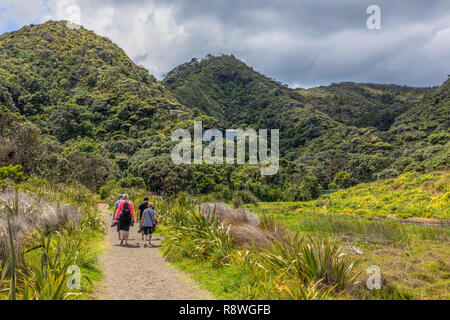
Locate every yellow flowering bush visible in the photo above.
<box><xmin>326</xmin><ymin>171</ymin><xmax>449</xmax><ymax>219</ymax></box>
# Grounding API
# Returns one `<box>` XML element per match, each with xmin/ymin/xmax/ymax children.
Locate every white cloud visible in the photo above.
<box><xmin>0</xmin><ymin>0</ymin><xmax>48</xmax><ymax>30</ymax></box>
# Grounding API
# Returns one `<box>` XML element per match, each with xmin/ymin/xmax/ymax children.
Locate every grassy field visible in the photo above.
<box><xmin>242</xmin><ymin>171</ymin><xmax>449</xmax><ymax>299</ymax></box>
<box><xmin>244</xmin><ymin>206</ymin><xmax>449</xmax><ymax>299</ymax></box>
<box><xmin>160</xmin><ymin>172</ymin><xmax>449</xmax><ymax>300</ymax></box>
<box><xmin>165</xmin><ymin>208</ymin><xmax>449</xmax><ymax>299</ymax></box>
<box><xmin>285</xmin><ymin>170</ymin><xmax>449</xmax><ymax>220</ymax></box>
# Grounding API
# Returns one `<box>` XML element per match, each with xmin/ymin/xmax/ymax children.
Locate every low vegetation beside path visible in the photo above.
<box><xmin>157</xmin><ymin>194</ymin><xmax>373</xmax><ymax>300</ymax></box>
<box><xmin>98</xmin><ymin>171</ymin><xmax>448</xmax><ymax>300</ymax></box>
<box><xmin>244</xmin><ymin>171</ymin><xmax>449</xmax><ymax>299</ymax></box>
<box><xmin>0</xmin><ymin>176</ymin><xmax>104</xmax><ymax>300</ymax></box>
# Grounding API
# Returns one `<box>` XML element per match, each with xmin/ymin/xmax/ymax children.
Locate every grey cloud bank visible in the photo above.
<box><xmin>1</xmin><ymin>0</ymin><xmax>449</xmax><ymax>87</ymax></box>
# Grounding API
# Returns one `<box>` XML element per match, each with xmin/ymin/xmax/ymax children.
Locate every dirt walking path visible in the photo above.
<box><xmin>95</xmin><ymin>203</ymin><xmax>214</xmax><ymax>300</ymax></box>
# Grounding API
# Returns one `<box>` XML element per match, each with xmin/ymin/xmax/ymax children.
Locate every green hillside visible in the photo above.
<box><xmin>324</xmin><ymin>170</ymin><xmax>449</xmax><ymax>219</ymax></box>
<box><xmin>247</xmin><ymin>170</ymin><xmax>449</xmax><ymax>220</ymax></box>
<box><xmin>164</xmin><ymin>54</ymin><xmax>318</xmax><ymax>128</ymax></box>
<box><xmin>0</xmin><ymin>21</ymin><xmax>192</xmax><ymax>189</ymax></box>
<box><xmin>0</xmin><ymin>20</ymin><xmax>187</xmax><ymax>140</ymax></box>
<box><xmin>298</xmin><ymin>82</ymin><xmax>433</xmax><ymax>131</ymax></box>
<box><xmin>164</xmin><ymin>55</ymin><xmax>449</xmax><ymax>187</ymax></box>
<box><xmin>1</xmin><ymin>21</ymin><xmax>448</xmax><ymax>198</ymax></box>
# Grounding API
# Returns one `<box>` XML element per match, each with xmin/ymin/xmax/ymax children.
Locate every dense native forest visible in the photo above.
<box><xmin>1</xmin><ymin>21</ymin><xmax>449</xmax><ymax>202</ymax></box>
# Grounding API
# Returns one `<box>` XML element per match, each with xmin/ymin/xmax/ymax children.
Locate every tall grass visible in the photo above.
<box><xmin>248</xmin><ymin>204</ymin><xmax>450</xmax><ymax>244</ymax></box>
<box><xmin>0</xmin><ymin>188</ymin><xmax>83</xmax><ymax>265</ymax></box>
<box><xmin>242</xmin><ymin>234</ymin><xmax>359</xmax><ymax>299</ymax></box>
<box><xmin>18</xmin><ymin>228</ymin><xmax>95</xmax><ymax>300</ymax></box>
<box><xmin>162</xmin><ymin>194</ymin><xmax>233</xmax><ymax>265</ymax></box>
<box><xmin>0</xmin><ymin>215</ymin><xmax>17</xmax><ymax>299</ymax></box>
<box><xmin>0</xmin><ymin>177</ymin><xmax>103</xmax><ymax>300</ymax></box>
<box><xmin>292</xmin><ymin>213</ymin><xmax>449</xmax><ymax>244</ymax></box>
<box><xmin>1</xmin><ymin>227</ymin><xmax>92</xmax><ymax>300</ymax></box>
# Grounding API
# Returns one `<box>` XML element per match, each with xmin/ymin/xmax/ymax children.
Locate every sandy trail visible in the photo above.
<box><xmin>95</xmin><ymin>203</ymin><xmax>214</xmax><ymax>300</ymax></box>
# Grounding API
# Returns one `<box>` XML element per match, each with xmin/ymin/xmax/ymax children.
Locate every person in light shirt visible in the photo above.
<box><xmin>112</xmin><ymin>194</ymin><xmax>123</xmax><ymax>240</ymax></box>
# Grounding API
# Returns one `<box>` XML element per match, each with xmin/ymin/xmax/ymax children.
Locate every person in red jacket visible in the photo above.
<box><xmin>114</xmin><ymin>194</ymin><xmax>135</xmax><ymax>246</ymax></box>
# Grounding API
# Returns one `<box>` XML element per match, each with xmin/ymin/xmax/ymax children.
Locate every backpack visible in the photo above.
<box><xmin>122</xmin><ymin>201</ymin><xmax>131</xmax><ymax>217</ymax></box>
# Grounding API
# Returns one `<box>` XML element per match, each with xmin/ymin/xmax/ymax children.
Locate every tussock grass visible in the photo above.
<box><xmin>0</xmin><ymin>188</ymin><xmax>82</xmax><ymax>265</ymax></box>
<box><xmin>242</xmin><ymin>234</ymin><xmax>359</xmax><ymax>299</ymax></box>
<box><xmin>0</xmin><ymin>177</ymin><xmax>103</xmax><ymax>300</ymax></box>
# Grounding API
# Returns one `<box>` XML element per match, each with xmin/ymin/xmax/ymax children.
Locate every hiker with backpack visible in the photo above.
<box><xmin>114</xmin><ymin>194</ymin><xmax>135</xmax><ymax>246</ymax></box>
<box><xmin>140</xmin><ymin>202</ymin><xmax>157</xmax><ymax>247</ymax></box>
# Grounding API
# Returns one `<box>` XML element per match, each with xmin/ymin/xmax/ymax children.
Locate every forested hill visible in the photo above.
<box><xmin>0</xmin><ymin>20</ymin><xmax>194</xmax><ymax>190</ymax></box>
<box><xmin>298</xmin><ymin>82</ymin><xmax>434</xmax><ymax>131</ymax></box>
<box><xmin>164</xmin><ymin>54</ymin><xmax>448</xmax><ymax>176</ymax></box>
<box><xmin>163</xmin><ymin>54</ymin><xmax>317</xmax><ymax>128</ymax></box>
<box><xmin>0</xmin><ymin>20</ymin><xmax>188</xmax><ymax>142</ymax></box>
<box><xmin>163</xmin><ymin>55</ymin><xmax>392</xmax><ymax>160</ymax></box>
<box><xmin>390</xmin><ymin>79</ymin><xmax>449</xmax><ymax>138</ymax></box>
<box><xmin>0</xmin><ymin>21</ymin><xmax>448</xmax><ymax>199</ymax></box>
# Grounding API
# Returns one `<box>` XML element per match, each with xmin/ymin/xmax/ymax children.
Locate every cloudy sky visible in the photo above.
<box><xmin>1</xmin><ymin>0</ymin><xmax>449</xmax><ymax>88</ymax></box>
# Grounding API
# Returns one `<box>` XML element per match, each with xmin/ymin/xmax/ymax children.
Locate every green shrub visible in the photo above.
<box><xmin>428</xmin><ymin>132</ymin><xmax>449</xmax><ymax>145</ymax></box>
<box><xmin>99</xmin><ymin>180</ymin><xmax>117</xmax><ymax>200</ymax></box>
<box><xmin>243</xmin><ymin>235</ymin><xmax>359</xmax><ymax>299</ymax></box>
<box><xmin>162</xmin><ymin>195</ymin><xmax>233</xmax><ymax>266</ymax></box>
<box><xmin>231</xmin><ymin>190</ymin><xmax>258</xmax><ymax>207</ymax></box>
<box><xmin>376</xmin><ymin>168</ymin><xmax>400</xmax><ymax>180</ymax></box>
<box><xmin>333</xmin><ymin>171</ymin><xmax>354</xmax><ymax>188</ymax></box>
<box><xmin>0</xmin><ymin>165</ymin><xmax>24</xmax><ymax>182</ymax></box>
<box><xmin>118</xmin><ymin>176</ymin><xmax>145</xmax><ymax>189</ymax></box>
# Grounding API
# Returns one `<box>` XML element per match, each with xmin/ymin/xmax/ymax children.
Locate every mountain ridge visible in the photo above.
<box><xmin>163</xmin><ymin>53</ymin><xmax>449</xmax><ymax>183</ymax></box>
<box><xmin>0</xmin><ymin>21</ymin><xmax>448</xmax><ymax>196</ymax></box>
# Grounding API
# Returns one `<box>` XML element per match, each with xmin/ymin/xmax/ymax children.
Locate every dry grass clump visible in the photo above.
<box><xmin>201</xmin><ymin>202</ymin><xmax>286</xmax><ymax>248</ymax></box>
<box><xmin>201</xmin><ymin>202</ymin><xmax>259</xmax><ymax>225</ymax></box>
<box><xmin>0</xmin><ymin>189</ymin><xmax>82</xmax><ymax>265</ymax></box>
